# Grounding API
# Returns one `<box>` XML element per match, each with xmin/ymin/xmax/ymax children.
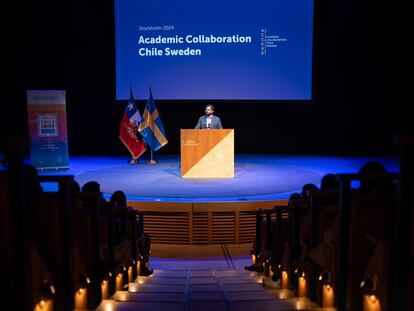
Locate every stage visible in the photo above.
<box><xmin>39</xmin><ymin>154</ymin><xmax>398</xmax><ymax>244</ymax></box>
<box><xmin>38</xmin><ymin>154</ymin><xmax>398</xmax><ymax>202</ymax></box>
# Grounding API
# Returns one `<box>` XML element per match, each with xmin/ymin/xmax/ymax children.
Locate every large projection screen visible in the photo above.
<box><xmin>115</xmin><ymin>0</ymin><xmax>314</xmax><ymax>101</ymax></box>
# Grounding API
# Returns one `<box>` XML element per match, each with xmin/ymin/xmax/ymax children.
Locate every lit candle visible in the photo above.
<box><xmin>252</xmin><ymin>254</ymin><xmax>256</xmax><ymax>265</ymax></box>
<box><xmin>322</xmin><ymin>284</ymin><xmax>334</xmax><ymax>308</ymax></box>
<box><xmin>269</xmin><ymin>265</ymin><xmax>274</xmax><ymax>279</ymax></box>
<box><xmin>298</xmin><ymin>275</ymin><xmax>307</xmax><ymax>297</ymax></box>
<box><xmin>136</xmin><ymin>261</ymin><xmax>141</xmax><ymax>278</ymax></box>
<box><xmin>128</xmin><ymin>266</ymin><xmax>133</xmax><ymax>283</ymax></box>
<box><xmin>75</xmin><ymin>288</ymin><xmax>88</xmax><ymax>310</ymax></box>
<box><xmin>101</xmin><ymin>279</ymin><xmax>109</xmax><ymax>299</ymax></box>
<box><xmin>281</xmin><ymin>271</ymin><xmax>288</xmax><ymax>289</ymax></box>
<box><xmin>363</xmin><ymin>294</ymin><xmax>381</xmax><ymax>311</ymax></box>
<box><xmin>101</xmin><ymin>299</ymin><xmax>116</xmax><ymax>311</ymax></box>
<box><xmin>128</xmin><ymin>283</ymin><xmax>139</xmax><ymax>292</ymax></box>
<box><xmin>33</xmin><ymin>299</ymin><xmax>53</xmax><ymax>311</ymax></box>
<box><xmin>116</xmin><ymin>273</ymin><xmax>123</xmax><ymax>291</ymax></box>
<box><xmin>116</xmin><ymin>291</ymin><xmax>129</xmax><ymax>302</ymax></box>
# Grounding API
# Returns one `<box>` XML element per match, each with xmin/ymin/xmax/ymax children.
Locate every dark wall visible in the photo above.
<box><xmin>4</xmin><ymin>0</ymin><xmax>409</xmax><ymax>157</ymax></box>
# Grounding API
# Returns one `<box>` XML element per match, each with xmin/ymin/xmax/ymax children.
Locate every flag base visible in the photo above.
<box><xmin>147</xmin><ymin>159</ymin><xmax>157</xmax><ymax>164</ymax></box>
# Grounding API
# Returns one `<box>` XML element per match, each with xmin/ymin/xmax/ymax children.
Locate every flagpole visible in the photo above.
<box><xmin>147</xmin><ymin>148</ymin><xmax>157</xmax><ymax>164</ymax></box>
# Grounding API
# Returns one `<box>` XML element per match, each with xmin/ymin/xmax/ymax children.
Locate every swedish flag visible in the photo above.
<box><xmin>138</xmin><ymin>87</ymin><xmax>168</xmax><ymax>151</ymax></box>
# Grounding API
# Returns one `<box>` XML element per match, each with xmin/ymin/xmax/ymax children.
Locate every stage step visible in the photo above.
<box><xmin>94</xmin><ymin>269</ymin><xmax>331</xmax><ymax>311</ymax></box>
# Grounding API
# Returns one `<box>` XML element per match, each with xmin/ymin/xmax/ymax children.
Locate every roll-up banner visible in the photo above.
<box><xmin>26</xmin><ymin>90</ymin><xmax>69</xmax><ymax>169</ymax></box>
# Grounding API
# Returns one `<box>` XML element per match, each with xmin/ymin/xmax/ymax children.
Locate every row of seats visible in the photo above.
<box><xmin>245</xmin><ymin>138</ymin><xmax>414</xmax><ymax>311</ymax></box>
<box><xmin>0</xmin><ymin>138</ymin><xmax>152</xmax><ymax>311</ymax></box>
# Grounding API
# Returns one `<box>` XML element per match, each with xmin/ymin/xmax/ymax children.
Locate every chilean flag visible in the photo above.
<box><xmin>119</xmin><ymin>86</ymin><xmax>146</xmax><ymax>160</ymax></box>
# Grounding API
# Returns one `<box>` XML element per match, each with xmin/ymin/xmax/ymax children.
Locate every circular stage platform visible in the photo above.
<box><xmin>74</xmin><ymin>156</ymin><xmax>322</xmax><ymax>201</ymax></box>
<box><xmin>39</xmin><ymin>154</ymin><xmax>399</xmax><ymax>202</ymax></box>
<box><xmin>40</xmin><ymin>154</ymin><xmax>398</xmax><ymax>244</ymax></box>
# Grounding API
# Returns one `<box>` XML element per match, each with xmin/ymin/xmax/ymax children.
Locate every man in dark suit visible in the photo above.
<box><xmin>195</xmin><ymin>104</ymin><xmax>223</xmax><ymax>129</ymax></box>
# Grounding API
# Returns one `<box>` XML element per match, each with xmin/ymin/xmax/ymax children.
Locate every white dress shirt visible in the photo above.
<box><xmin>206</xmin><ymin>116</ymin><xmax>212</xmax><ymax>128</ymax></box>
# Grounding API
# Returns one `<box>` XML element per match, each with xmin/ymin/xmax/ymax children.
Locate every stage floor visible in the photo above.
<box><xmin>39</xmin><ymin>154</ymin><xmax>398</xmax><ymax>203</ymax></box>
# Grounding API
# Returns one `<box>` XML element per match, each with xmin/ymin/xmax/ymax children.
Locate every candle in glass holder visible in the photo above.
<box><xmin>128</xmin><ymin>266</ymin><xmax>133</xmax><ymax>283</ymax></box>
<box><xmin>298</xmin><ymin>274</ymin><xmax>307</xmax><ymax>297</ymax></box>
<box><xmin>251</xmin><ymin>254</ymin><xmax>256</xmax><ymax>265</ymax></box>
<box><xmin>281</xmin><ymin>271</ymin><xmax>288</xmax><ymax>289</ymax></box>
<box><xmin>75</xmin><ymin>288</ymin><xmax>88</xmax><ymax>310</ymax></box>
<box><xmin>363</xmin><ymin>294</ymin><xmax>381</xmax><ymax>311</ymax></box>
<box><xmin>128</xmin><ymin>282</ymin><xmax>139</xmax><ymax>292</ymax></box>
<box><xmin>101</xmin><ymin>299</ymin><xmax>116</xmax><ymax>311</ymax></box>
<box><xmin>34</xmin><ymin>299</ymin><xmax>53</xmax><ymax>311</ymax></box>
<box><xmin>116</xmin><ymin>273</ymin><xmax>123</xmax><ymax>291</ymax></box>
<box><xmin>322</xmin><ymin>284</ymin><xmax>334</xmax><ymax>307</ymax></box>
<box><xmin>137</xmin><ymin>261</ymin><xmax>141</xmax><ymax>277</ymax></box>
<box><xmin>101</xmin><ymin>279</ymin><xmax>109</xmax><ymax>299</ymax></box>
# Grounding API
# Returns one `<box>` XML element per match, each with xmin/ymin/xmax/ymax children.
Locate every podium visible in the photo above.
<box><xmin>180</xmin><ymin>129</ymin><xmax>234</xmax><ymax>178</ymax></box>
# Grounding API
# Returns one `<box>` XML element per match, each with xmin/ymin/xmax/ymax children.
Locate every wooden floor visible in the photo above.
<box><xmin>150</xmin><ymin>243</ymin><xmax>253</xmax><ymax>271</ymax></box>
<box><xmin>151</xmin><ymin>243</ymin><xmax>252</xmax><ymax>258</ymax></box>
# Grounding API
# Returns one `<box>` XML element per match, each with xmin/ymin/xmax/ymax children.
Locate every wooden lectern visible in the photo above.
<box><xmin>180</xmin><ymin>129</ymin><xmax>234</xmax><ymax>178</ymax></box>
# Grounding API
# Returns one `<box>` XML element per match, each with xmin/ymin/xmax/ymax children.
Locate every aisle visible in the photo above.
<box><xmin>96</xmin><ymin>269</ymin><xmax>330</xmax><ymax>311</ymax></box>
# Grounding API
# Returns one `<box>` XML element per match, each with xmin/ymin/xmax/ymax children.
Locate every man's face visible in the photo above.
<box><xmin>205</xmin><ymin>106</ymin><xmax>213</xmax><ymax>116</ymax></box>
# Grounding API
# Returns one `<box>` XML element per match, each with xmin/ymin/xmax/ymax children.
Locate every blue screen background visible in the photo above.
<box><xmin>115</xmin><ymin>0</ymin><xmax>314</xmax><ymax>100</ymax></box>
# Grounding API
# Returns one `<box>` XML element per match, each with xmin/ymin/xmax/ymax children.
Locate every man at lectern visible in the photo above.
<box><xmin>195</xmin><ymin>104</ymin><xmax>223</xmax><ymax>129</ymax></box>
